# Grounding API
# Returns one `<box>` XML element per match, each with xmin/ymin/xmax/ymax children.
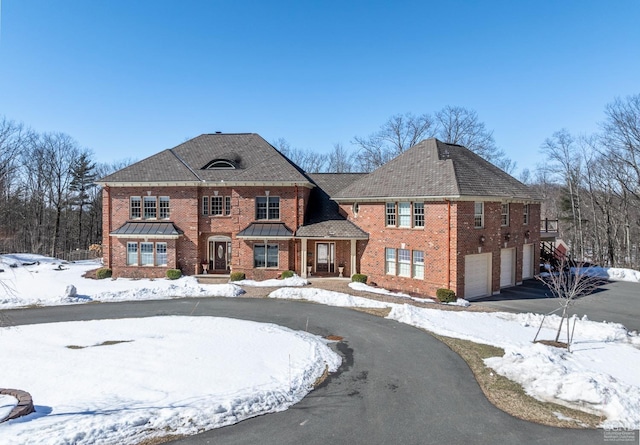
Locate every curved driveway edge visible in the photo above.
<box><xmin>5</xmin><ymin>298</ymin><xmax>629</xmax><ymax>445</ymax></box>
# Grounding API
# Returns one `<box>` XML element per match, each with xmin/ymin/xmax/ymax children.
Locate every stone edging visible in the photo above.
<box><xmin>0</xmin><ymin>388</ymin><xmax>35</xmax><ymax>422</ymax></box>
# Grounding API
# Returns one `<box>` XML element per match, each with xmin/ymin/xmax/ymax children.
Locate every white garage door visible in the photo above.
<box><xmin>464</xmin><ymin>253</ymin><xmax>491</xmax><ymax>300</ymax></box>
<box><xmin>522</xmin><ymin>244</ymin><xmax>534</xmax><ymax>280</ymax></box>
<box><xmin>500</xmin><ymin>248</ymin><xmax>515</xmax><ymax>288</ymax></box>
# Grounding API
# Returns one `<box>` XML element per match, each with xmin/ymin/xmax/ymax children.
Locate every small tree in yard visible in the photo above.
<box><xmin>535</xmin><ymin>257</ymin><xmax>602</xmax><ymax>351</ymax></box>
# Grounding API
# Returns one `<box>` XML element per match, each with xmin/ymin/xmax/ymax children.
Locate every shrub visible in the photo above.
<box><xmin>96</xmin><ymin>268</ymin><xmax>112</xmax><ymax>279</ymax></box>
<box><xmin>436</xmin><ymin>288</ymin><xmax>456</xmax><ymax>303</ymax></box>
<box><xmin>230</xmin><ymin>271</ymin><xmax>246</xmax><ymax>282</ymax></box>
<box><xmin>351</xmin><ymin>273</ymin><xmax>367</xmax><ymax>283</ymax></box>
<box><xmin>281</xmin><ymin>270</ymin><xmax>295</xmax><ymax>279</ymax></box>
<box><xmin>166</xmin><ymin>269</ymin><xmax>182</xmax><ymax>280</ymax></box>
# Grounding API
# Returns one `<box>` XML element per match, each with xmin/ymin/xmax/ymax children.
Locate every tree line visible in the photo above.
<box><xmin>2</xmin><ymin>95</ymin><xmax>638</xmax><ymax>269</ymax></box>
<box><xmin>0</xmin><ymin>119</ymin><xmax>127</xmax><ymax>258</ymax></box>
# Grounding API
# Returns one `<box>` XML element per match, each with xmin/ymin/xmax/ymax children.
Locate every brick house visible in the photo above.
<box><xmin>99</xmin><ymin>133</ymin><xmax>540</xmax><ymax>299</ymax></box>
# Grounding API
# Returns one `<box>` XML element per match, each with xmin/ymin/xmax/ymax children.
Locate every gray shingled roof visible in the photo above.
<box><xmin>99</xmin><ymin>133</ymin><xmax>312</xmax><ymax>184</ymax></box>
<box><xmin>236</xmin><ymin>223</ymin><xmax>294</xmax><ymax>239</ymax></box>
<box><xmin>110</xmin><ymin>222</ymin><xmax>183</xmax><ymax>238</ymax></box>
<box><xmin>334</xmin><ymin>138</ymin><xmax>538</xmax><ymax>201</ymax></box>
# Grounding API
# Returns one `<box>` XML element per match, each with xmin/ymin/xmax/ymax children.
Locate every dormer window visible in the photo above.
<box><xmin>204</xmin><ymin>159</ymin><xmax>236</xmax><ymax>170</ymax></box>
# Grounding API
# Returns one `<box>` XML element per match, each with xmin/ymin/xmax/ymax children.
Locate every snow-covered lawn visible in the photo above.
<box><xmin>2</xmin><ymin>253</ymin><xmax>640</xmax><ymax>438</ymax></box>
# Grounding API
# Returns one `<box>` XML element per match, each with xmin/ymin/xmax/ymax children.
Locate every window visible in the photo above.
<box><xmin>386</xmin><ymin>203</ymin><xmax>396</xmax><ymax>227</ymax></box>
<box><xmin>474</xmin><ymin>202</ymin><xmax>484</xmax><ymax>228</ymax></box>
<box><xmin>205</xmin><ymin>160</ymin><xmax>236</xmax><ymax>169</ymax></box>
<box><xmin>212</xmin><ymin>196</ymin><xmax>223</xmax><ymax>216</ymax></box>
<box><xmin>501</xmin><ymin>203</ymin><xmax>509</xmax><ymax>227</ymax></box>
<box><xmin>523</xmin><ymin>204</ymin><xmax>530</xmax><ymax>225</ymax></box>
<box><xmin>202</xmin><ymin>196</ymin><xmax>209</xmax><ymax>215</ymax></box>
<box><xmin>127</xmin><ymin>242</ymin><xmax>138</xmax><ymax>265</ymax></box>
<box><xmin>130</xmin><ymin>197</ymin><xmax>141</xmax><ymax>219</ymax></box>
<box><xmin>140</xmin><ymin>242</ymin><xmax>154</xmax><ymax>266</ymax></box>
<box><xmin>398</xmin><ymin>202</ymin><xmax>411</xmax><ymax>227</ymax></box>
<box><xmin>156</xmin><ymin>243</ymin><xmax>167</xmax><ymax>266</ymax></box>
<box><xmin>225</xmin><ymin>196</ymin><xmax>231</xmax><ymax>216</ymax></box>
<box><xmin>413</xmin><ymin>203</ymin><xmax>424</xmax><ymax>228</ymax></box>
<box><xmin>398</xmin><ymin>249</ymin><xmax>411</xmax><ymax>277</ymax></box>
<box><xmin>385</xmin><ymin>248</ymin><xmax>396</xmax><ymax>275</ymax></box>
<box><xmin>159</xmin><ymin>197</ymin><xmax>170</xmax><ymax>219</ymax></box>
<box><xmin>143</xmin><ymin>196</ymin><xmax>157</xmax><ymax>219</ymax></box>
<box><xmin>412</xmin><ymin>251</ymin><xmax>424</xmax><ymax>279</ymax></box>
<box><xmin>256</xmin><ymin>196</ymin><xmax>280</xmax><ymax>220</ymax></box>
<box><xmin>352</xmin><ymin>202</ymin><xmax>359</xmax><ymax>216</ymax></box>
<box><xmin>254</xmin><ymin>243</ymin><xmax>278</xmax><ymax>268</ymax></box>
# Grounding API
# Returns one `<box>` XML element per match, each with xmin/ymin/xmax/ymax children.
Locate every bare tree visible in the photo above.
<box><xmin>327</xmin><ymin>143</ymin><xmax>355</xmax><ymax>173</ymax></box>
<box><xmin>271</xmin><ymin>138</ymin><xmax>328</xmax><ymax>173</ymax></box>
<box><xmin>352</xmin><ymin>112</ymin><xmax>434</xmax><ymax>171</ymax></box>
<box><xmin>535</xmin><ymin>258</ymin><xmax>602</xmax><ymax>351</ymax></box>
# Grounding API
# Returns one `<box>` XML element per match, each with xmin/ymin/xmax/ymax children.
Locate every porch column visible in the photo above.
<box><xmin>301</xmin><ymin>238</ymin><xmax>308</xmax><ymax>278</ymax></box>
<box><xmin>350</xmin><ymin>239</ymin><xmax>357</xmax><ymax>276</ymax></box>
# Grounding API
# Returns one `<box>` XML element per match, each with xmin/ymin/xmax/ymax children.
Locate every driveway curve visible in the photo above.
<box><xmin>6</xmin><ymin>298</ymin><xmax>618</xmax><ymax>445</ymax></box>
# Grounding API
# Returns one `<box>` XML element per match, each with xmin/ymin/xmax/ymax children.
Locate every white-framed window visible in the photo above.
<box><xmin>501</xmin><ymin>203</ymin><xmax>509</xmax><ymax>227</ymax></box>
<box><xmin>398</xmin><ymin>202</ymin><xmax>411</xmax><ymax>227</ymax></box>
<box><xmin>130</xmin><ymin>197</ymin><xmax>141</xmax><ymax>219</ymax></box>
<box><xmin>254</xmin><ymin>243</ymin><xmax>278</xmax><ymax>268</ymax></box>
<box><xmin>385</xmin><ymin>203</ymin><xmax>396</xmax><ymax>227</ymax></box>
<box><xmin>156</xmin><ymin>242</ymin><xmax>167</xmax><ymax>266</ymax></box>
<box><xmin>352</xmin><ymin>202</ymin><xmax>360</xmax><ymax>216</ymax></box>
<box><xmin>413</xmin><ymin>202</ymin><xmax>425</xmax><ymax>228</ymax></box>
<box><xmin>523</xmin><ymin>204</ymin><xmax>530</xmax><ymax>225</ymax></box>
<box><xmin>212</xmin><ymin>196</ymin><xmax>223</xmax><ymax>216</ymax></box>
<box><xmin>385</xmin><ymin>248</ymin><xmax>396</xmax><ymax>275</ymax></box>
<box><xmin>143</xmin><ymin>196</ymin><xmax>157</xmax><ymax>219</ymax></box>
<box><xmin>474</xmin><ymin>202</ymin><xmax>484</xmax><ymax>228</ymax></box>
<box><xmin>398</xmin><ymin>248</ymin><xmax>411</xmax><ymax>277</ymax></box>
<box><xmin>140</xmin><ymin>242</ymin><xmax>154</xmax><ymax>266</ymax></box>
<box><xmin>126</xmin><ymin>242</ymin><xmax>138</xmax><ymax>265</ymax></box>
<box><xmin>412</xmin><ymin>250</ymin><xmax>424</xmax><ymax>279</ymax></box>
<box><xmin>225</xmin><ymin>196</ymin><xmax>231</xmax><ymax>216</ymax></box>
<box><xmin>256</xmin><ymin>196</ymin><xmax>280</xmax><ymax>220</ymax></box>
<box><xmin>159</xmin><ymin>196</ymin><xmax>170</xmax><ymax>219</ymax></box>
<box><xmin>202</xmin><ymin>196</ymin><xmax>209</xmax><ymax>215</ymax></box>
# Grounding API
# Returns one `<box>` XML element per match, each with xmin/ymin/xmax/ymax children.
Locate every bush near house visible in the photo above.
<box><xmin>351</xmin><ymin>274</ymin><xmax>367</xmax><ymax>283</ymax></box>
<box><xmin>230</xmin><ymin>272</ymin><xmax>246</xmax><ymax>282</ymax></box>
<box><xmin>281</xmin><ymin>270</ymin><xmax>294</xmax><ymax>279</ymax></box>
<box><xmin>166</xmin><ymin>269</ymin><xmax>182</xmax><ymax>280</ymax></box>
<box><xmin>96</xmin><ymin>268</ymin><xmax>112</xmax><ymax>279</ymax></box>
<box><xmin>436</xmin><ymin>288</ymin><xmax>456</xmax><ymax>303</ymax></box>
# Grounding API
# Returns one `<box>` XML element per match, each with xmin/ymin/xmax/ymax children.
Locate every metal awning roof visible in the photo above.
<box><xmin>110</xmin><ymin>222</ymin><xmax>184</xmax><ymax>239</ymax></box>
<box><xmin>236</xmin><ymin>223</ymin><xmax>294</xmax><ymax>240</ymax></box>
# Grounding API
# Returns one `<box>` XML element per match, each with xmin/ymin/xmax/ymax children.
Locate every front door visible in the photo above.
<box><xmin>210</xmin><ymin>241</ymin><xmax>229</xmax><ymax>272</ymax></box>
<box><xmin>316</xmin><ymin>242</ymin><xmax>335</xmax><ymax>273</ymax></box>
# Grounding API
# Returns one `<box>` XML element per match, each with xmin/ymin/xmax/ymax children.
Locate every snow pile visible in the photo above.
<box><xmin>270</xmin><ymin>287</ymin><xmax>390</xmax><ymax>309</ymax></box>
<box><xmin>581</xmin><ymin>266</ymin><xmax>640</xmax><ymax>283</ymax></box>
<box><xmin>0</xmin><ymin>316</ymin><xmax>340</xmax><ymax>444</ymax></box>
<box><xmin>0</xmin><ymin>395</ymin><xmax>18</xmax><ymax>422</ymax></box>
<box><xmin>348</xmin><ymin>281</ymin><xmax>412</xmax><ymax>298</ymax></box>
<box><xmin>236</xmin><ymin>275</ymin><xmax>309</xmax><ymax>287</ymax></box>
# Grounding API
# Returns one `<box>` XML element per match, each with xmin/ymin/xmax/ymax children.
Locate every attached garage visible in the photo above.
<box><xmin>500</xmin><ymin>248</ymin><xmax>516</xmax><ymax>288</ymax></box>
<box><xmin>464</xmin><ymin>253</ymin><xmax>492</xmax><ymax>299</ymax></box>
<box><xmin>522</xmin><ymin>244</ymin><xmax>534</xmax><ymax>280</ymax></box>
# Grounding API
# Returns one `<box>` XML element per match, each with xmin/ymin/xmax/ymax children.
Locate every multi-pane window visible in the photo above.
<box><xmin>143</xmin><ymin>196</ymin><xmax>157</xmax><ymax>219</ymax></box>
<box><xmin>385</xmin><ymin>203</ymin><xmax>396</xmax><ymax>227</ymax></box>
<box><xmin>412</xmin><ymin>251</ymin><xmax>424</xmax><ymax>279</ymax></box>
<box><xmin>159</xmin><ymin>197</ymin><xmax>170</xmax><ymax>219</ymax></box>
<box><xmin>254</xmin><ymin>243</ymin><xmax>278</xmax><ymax>268</ymax></box>
<box><xmin>127</xmin><ymin>242</ymin><xmax>138</xmax><ymax>265</ymax></box>
<box><xmin>202</xmin><ymin>196</ymin><xmax>209</xmax><ymax>215</ymax></box>
<box><xmin>413</xmin><ymin>203</ymin><xmax>425</xmax><ymax>228</ymax></box>
<box><xmin>501</xmin><ymin>203</ymin><xmax>509</xmax><ymax>227</ymax></box>
<box><xmin>385</xmin><ymin>248</ymin><xmax>396</xmax><ymax>275</ymax></box>
<box><xmin>474</xmin><ymin>202</ymin><xmax>484</xmax><ymax>228</ymax></box>
<box><xmin>225</xmin><ymin>196</ymin><xmax>231</xmax><ymax>216</ymax></box>
<box><xmin>212</xmin><ymin>196</ymin><xmax>223</xmax><ymax>215</ymax></box>
<box><xmin>523</xmin><ymin>204</ymin><xmax>530</xmax><ymax>225</ymax></box>
<box><xmin>398</xmin><ymin>248</ymin><xmax>411</xmax><ymax>277</ymax></box>
<box><xmin>156</xmin><ymin>243</ymin><xmax>167</xmax><ymax>266</ymax></box>
<box><xmin>256</xmin><ymin>196</ymin><xmax>280</xmax><ymax>220</ymax></box>
<box><xmin>130</xmin><ymin>197</ymin><xmax>141</xmax><ymax>219</ymax></box>
<box><xmin>140</xmin><ymin>242</ymin><xmax>154</xmax><ymax>266</ymax></box>
<box><xmin>398</xmin><ymin>202</ymin><xmax>411</xmax><ymax>227</ymax></box>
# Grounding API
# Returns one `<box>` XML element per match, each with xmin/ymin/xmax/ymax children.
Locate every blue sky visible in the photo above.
<box><xmin>1</xmin><ymin>0</ymin><xmax>638</xmax><ymax>173</ymax></box>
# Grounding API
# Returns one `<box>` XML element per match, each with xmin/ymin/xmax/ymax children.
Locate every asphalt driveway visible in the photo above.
<box><xmin>6</xmin><ymin>298</ymin><xmax>626</xmax><ymax>445</ymax></box>
<box><xmin>474</xmin><ymin>279</ymin><xmax>640</xmax><ymax>332</ymax></box>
